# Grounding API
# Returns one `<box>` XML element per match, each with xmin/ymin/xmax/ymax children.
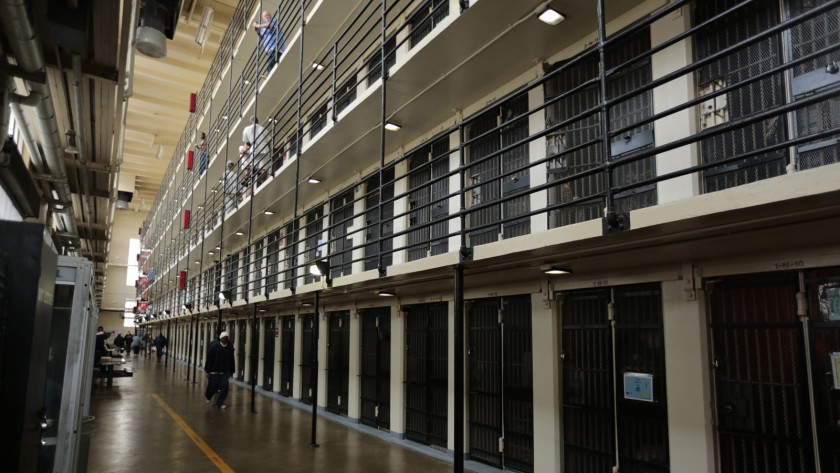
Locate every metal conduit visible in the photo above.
<box><xmin>0</xmin><ymin>0</ymin><xmax>80</xmax><ymax>238</ymax></box>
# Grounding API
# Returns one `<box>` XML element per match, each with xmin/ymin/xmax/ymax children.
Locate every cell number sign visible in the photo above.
<box><xmin>623</xmin><ymin>372</ymin><xmax>654</xmax><ymax>402</ymax></box>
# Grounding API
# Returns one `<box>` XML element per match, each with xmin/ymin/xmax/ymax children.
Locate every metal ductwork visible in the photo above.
<box><xmin>0</xmin><ymin>0</ymin><xmax>80</xmax><ymax>238</ymax></box>
<box><xmin>135</xmin><ymin>0</ymin><xmax>183</xmax><ymax>58</ymax></box>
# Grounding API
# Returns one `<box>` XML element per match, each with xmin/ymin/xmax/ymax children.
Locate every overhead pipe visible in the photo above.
<box><xmin>0</xmin><ymin>0</ymin><xmax>80</xmax><ymax>239</ymax></box>
<box><xmin>8</xmin><ymin>102</ymin><xmax>54</xmax><ymax>208</ymax></box>
<box><xmin>71</xmin><ymin>54</ymin><xmax>96</xmax><ymax>257</ymax></box>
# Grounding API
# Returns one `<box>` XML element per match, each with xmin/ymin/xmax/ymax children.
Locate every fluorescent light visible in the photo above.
<box><xmin>264</xmin><ymin>210</ymin><xmax>275</xmax><ymax>215</ymax></box>
<box><xmin>156</xmin><ymin>144</ymin><xmax>165</xmax><ymax>159</ymax></box>
<box><xmin>194</xmin><ymin>261</ymin><xmax>200</xmax><ymax>264</ymax></box>
<box><xmin>208</xmin><ymin>251</ymin><xmax>215</xmax><ymax>255</ymax></box>
<box><xmin>235</xmin><ymin>231</ymin><xmax>244</xmax><ymax>236</ymax></box>
<box><xmin>51</xmin><ymin>189</ymin><xmax>59</xmax><ymax>200</ymax></box>
<box><xmin>377</xmin><ymin>290</ymin><xmax>396</xmax><ymax>297</ymax></box>
<box><xmin>542</xmin><ymin>265</ymin><xmax>572</xmax><ymax>275</ymax></box>
<box><xmin>222</xmin><ymin>115</ymin><xmax>228</xmax><ymax>120</ymax></box>
<box><xmin>384</xmin><ymin>121</ymin><xmax>401</xmax><ymax>131</ymax></box>
<box><xmin>244</xmin><ymin>80</ymin><xmax>250</xmax><ymax>85</ymax></box>
<box><xmin>307</xmin><ymin>177</ymin><xmax>321</xmax><ymax>184</ymax></box>
<box><xmin>538</xmin><ymin>6</ymin><xmax>565</xmax><ymax>25</ymax></box>
<box><xmin>312</xmin><ymin>62</ymin><xmax>325</xmax><ymax>71</ymax></box>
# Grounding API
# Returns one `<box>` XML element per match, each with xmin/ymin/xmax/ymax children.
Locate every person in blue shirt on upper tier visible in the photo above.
<box><xmin>253</xmin><ymin>10</ymin><xmax>285</xmax><ymax>72</ymax></box>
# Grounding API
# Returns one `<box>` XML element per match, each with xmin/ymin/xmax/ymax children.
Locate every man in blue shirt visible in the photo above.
<box><xmin>253</xmin><ymin>11</ymin><xmax>285</xmax><ymax>72</ymax></box>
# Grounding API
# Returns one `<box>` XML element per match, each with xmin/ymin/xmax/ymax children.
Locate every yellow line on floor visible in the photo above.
<box><xmin>151</xmin><ymin>393</ymin><xmax>235</xmax><ymax>473</ymax></box>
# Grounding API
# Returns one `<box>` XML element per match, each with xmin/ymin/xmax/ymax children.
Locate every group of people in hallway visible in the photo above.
<box><xmin>94</xmin><ymin>328</ymin><xmax>167</xmax><ymax>359</ymax></box>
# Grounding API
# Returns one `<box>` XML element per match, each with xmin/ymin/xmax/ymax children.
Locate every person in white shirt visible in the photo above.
<box><xmin>242</xmin><ymin>116</ymin><xmax>269</xmax><ymax>185</ymax></box>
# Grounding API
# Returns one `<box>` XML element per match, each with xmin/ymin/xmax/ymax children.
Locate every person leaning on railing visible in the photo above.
<box><xmin>253</xmin><ymin>10</ymin><xmax>285</xmax><ymax>71</ymax></box>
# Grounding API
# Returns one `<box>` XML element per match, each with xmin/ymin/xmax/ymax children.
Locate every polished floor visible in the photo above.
<box><xmin>88</xmin><ymin>353</ymin><xmax>457</xmax><ymax>472</ymax></box>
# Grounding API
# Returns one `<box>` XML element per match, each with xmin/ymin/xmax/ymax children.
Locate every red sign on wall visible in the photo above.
<box><xmin>187</xmin><ymin>150</ymin><xmax>194</xmax><ymax>170</ymax></box>
<box><xmin>189</xmin><ymin>92</ymin><xmax>196</xmax><ymax>113</ymax></box>
<box><xmin>183</xmin><ymin>210</ymin><xmax>191</xmax><ymax>229</ymax></box>
<box><xmin>178</xmin><ymin>271</ymin><xmax>187</xmax><ymax>290</ymax></box>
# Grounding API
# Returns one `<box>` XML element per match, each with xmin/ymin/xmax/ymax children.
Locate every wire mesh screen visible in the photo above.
<box><xmin>329</xmin><ymin>189</ymin><xmax>355</xmax><ymax>278</ymax></box>
<box><xmin>327</xmin><ymin>311</ymin><xmax>350</xmax><ymax>415</ymax></box>
<box><xmin>695</xmin><ymin>0</ymin><xmax>787</xmax><ymax>192</ymax></box>
<box><xmin>708</xmin><ymin>276</ymin><xmax>813</xmax><ymax>473</ymax></box>
<box><xmin>408</xmin><ymin>137</ymin><xmax>450</xmax><ymax>261</ymax></box>
<box><xmin>300</xmin><ymin>314</ymin><xmax>314</xmax><ymax>405</ymax></box>
<box><xmin>364</xmin><ymin>167</ymin><xmax>395</xmax><ymax>271</ymax></box>
<box><xmin>562</xmin><ymin>288</ymin><xmax>614</xmax><ymax>472</ymax></box>
<box><xmin>360</xmin><ymin>307</ymin><xmax>391</xmax><ymax>430</ymax></box>
<box><xmin>804</xmin><ymin>268</ymin><xmax>840</xmax><ymax>473</ymax></box>
<box><xmin>789</xmin><ymin>0</ymin><xmax>840</xmax><ymax>170</ymax></box>
<box><xmin>405</xmin><ymin>302</ymin><xmax>448</xmax><ymax>448</ymax></box>
<box><xmin>466</xmin><ymin>94</ymin><xmax>530</xmax><ymax>246</ymax></box>
<box><xmin>614</xmin><ymin>283</ymin><xmax>669</xmax><ymax>473</ymax></box>
<box><xmin>279</xmin><ymin>315</ymin><xmax>294</xmax><ymax>397</ymax></box>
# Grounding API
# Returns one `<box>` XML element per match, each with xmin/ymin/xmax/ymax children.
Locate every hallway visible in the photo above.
<box><xmin>88</xmin><ymin>354</ymin><xmax>454</xmax><ymax>472</ymax></box>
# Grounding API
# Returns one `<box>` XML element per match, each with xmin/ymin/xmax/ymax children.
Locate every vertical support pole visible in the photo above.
<box><xmin>376</xmin><ymin>0</ymin><xmax>387</xmax><ymax>278</ymax></box>
<box><xmin>251</xmin><ymin>303</ymin><xmax>258</xmax><ymax>413</ymax></box>
<box><xmin>290</xmin><ymin>0</ymin><xmax>306</xmax><ymax>294</ymax></box>
<box><xmin>165</xmin><ymin>320</ymin><xmax>171</xmax><ymax>369</ymax></box>
<box><xmin>191</xmin><ymin>311</ymin><xmax>199</xmax><ymax>383</ymax></box>
<box><xmin>186</xmin><ymin>309</ymin><xmax>195</xmax><ymax>380</ymax></box>
<box><xmin>454</xmin><ymin>265</ymin><xmax>464</xmax><ymax>473</ymax></box>
<box><xmin>310</xmin><ymin>290</ymin><xmax>320</xmax><ymax>447</ymax></box>
<box><xmin>596</xmin><ymin>0</ymin><xmax>615</xmax><ymax>217</ymax></box>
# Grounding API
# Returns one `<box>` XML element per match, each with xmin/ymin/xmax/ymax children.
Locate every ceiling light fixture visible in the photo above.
<box><xmin>208</xmin><ymin>251</ymin><xmax>215</xmax><ymax>255</ymax></box>
<box><xmin>312</xmin><ymin>62</ymin><xmax>325</xmax><ymax>71</ymax></box>
<box><xmin>384</xmin><ymin>121</ymin><xmax>401</xmax><ymax>131</ymax></box>
<box><xmin>222</xmin><ymin>115</ymin><xmax>228</xmax><ymax>120</ymax></box>
<box><xmin>264</xmin><ymin>210</ymin><xmax>275</xmax><ymax>215</ymax></box>
<box><xmin>541</xmin><ymin>264</ymin><xmax>572</xmax><ymax>275</ymax></box>
<box><xmin>538</xmin><ymin>6</ymin><xmax>565</xmax><ymax>25</ymax></box>
<box><xmin>194</xmin><ymin>260</ymin><xmax>200</xmax><ymax>265</ymax></box>
<box><xmin>156</xmin><ymin>144</ymin><xmax>165</xmax><ymax>159</ymax></box>
<box><xmin>235</xmin><ymin>231</ymin><xmax>244</xmax><ymax>236</ymax></box>
<box><xmin>307</xmin><ymin>177</ymin><xmax>321</xmax><ymax>184</ymax></box>
<box><xmin>51</xmin><ymin>189</ymin><xmax>59</xmax><ymax>200</ymax></box>
<box><xmin>377</xmin><ymin>290</ymin><xmax>396</xmax><ymax>297</ymax></box>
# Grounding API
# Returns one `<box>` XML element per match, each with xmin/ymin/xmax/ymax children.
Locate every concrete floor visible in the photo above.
<box><xmin>88</xmin><ymin>354</ymin><xmax>455</xmax><ymax>472</ymax></box>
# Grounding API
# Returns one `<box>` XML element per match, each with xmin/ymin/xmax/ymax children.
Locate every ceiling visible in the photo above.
<box><xmin>121</xmin><ymin>0</ymin><xmax>237</xmax><ymax>210</ymax></box>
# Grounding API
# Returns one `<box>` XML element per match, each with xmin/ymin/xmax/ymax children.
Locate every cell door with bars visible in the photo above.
<box><xmin>262</xmin><ymin>317</ymin><xmax>276</xmax><ymax>390</ymax></box>
<box><xmin>303</xmin><ymin>205</ymin><xmax>325</xmax><ymax>285</ymax></box>
<box><xmin>360</xmin><ymin>307</ymin><xmax>391</xmax><ymax>430</ymax></box>
<box><xmin>250</xmin><ymin>316</ymin><xmax>261</xmax><ymax>384</ymax></box>
<box><xmin>279</xmin><ymin>315</ymin><xmax>295</xmax><ymax>397</ymax></box>
<box><xmin>300</xmin><ymin>314</ymin><xmax>314</xmax><ymax>405</ymax></box>
<box><xmin>468</xmin><ymin>295</ymin><xmax>534</xmax><ymax>472</ymax></box>
<box><xmin>544</xmin><ymin>26</ymin><xmax>656</xmax><ymax>230</ymax></box>
<box><xmin>236</xmin><ymin>320</ymin><xmax>247</xmax><ymax>381</ymax></box>
<box><xmin>327</xmin><ymin>311</ymin><xmax>350</xmax><ymax>415</ymax></box>
<box><xmin>708</xmin><ymin>269</ymin><xmax>840</xmax><ymax>473</ymax></box>
<box><xmin>466</xmin><ymin>94</ymin><xmax>531</xmax><ymax>246</ymax></box>
<box><xmin>329</xmin><ymin>189</ymin><xmax>354</xmax><ymax>279</ymax></box>
<box><xmin>364</xmin><ymin>167</ymin><xmax>395</xmax><ymax>272</ymax></box>
<box><xmin>405</xmin><ymin>302</ymin><xmax>448</xmax><ymax>448</ymax></box>
<box><xmin>407</xmin><ymin>137</ymin><xmax>450</xmax><ymax>262</ymax></box>
<box><xmin>561</xmin><ymin>283</ymin><xmax>670</xmax><ymax>473</ymax></box>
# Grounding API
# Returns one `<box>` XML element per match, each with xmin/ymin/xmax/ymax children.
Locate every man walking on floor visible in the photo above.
<box><xmin>204</xmin><ymin>331</ymin><xmax>235</xmax><ymax>409</ymax></box>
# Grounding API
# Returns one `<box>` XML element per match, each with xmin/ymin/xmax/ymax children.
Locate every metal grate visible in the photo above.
<box><xmin>327</xmin><ymin>311</ymin><xmax>350</xmax><ymax>415</ymax></box>
<box><xmin>364</xmin><ymin>167</ymin><xmax>395</xmax><ymax>272</ymax></box>
<box><xmin>562</xmin><ymin>288</ymin><xmax>614</xmax><ymax>472</ymax></box>
<box><xmin>545</xmin><ymin>27</ymin><xmax>655</xmax><ymax>229</ymax></box>
<box><xmin>466</xmin><ymin>94</ymin><xmax>530</xmax><ymax>246</ymax></box>
<box><xmin>708</xmin><ymin>276</ymin><xmax>812</xmax><ymax>473</ymax></box>
<box><xmin>300</xmin><ymin>314</ymin><xmax>314</xmax><ymax>405</ymax></box>
<box><xmin>329</xmin><ymin>189</ymin><xmax>355</xmax><ymax>278</ymax></box>
<box><xmin>613</xmin><ymin>284</ymin><xmax>669</xmax><ymax>473</ymax></box>
<box><xmin>360</xmin><ymin>307</ymin><xmax>391</xmax><ymax>430</ymax></box>
<box><xmin>409</xmin><ymin>0</ymin><xmax>449</xmax><ymax>48</ymax></box>
<box><xmin>790</xmin><ymin>0</ymin><xmax>840</xmax><ymax>170</ymax></box>
<box><xmin>407</xmin><ymin>137</ymin><xmax>450</xmax><ymax>261</ymax></box>
<box><xmin>303</xmin><ymin>205</ymin><xmax>325</xmax><ymax>285</ymax></box>
<box><xmin>467</xmin><ymin>295</ymin><xmax>534</xmax><ymax>471</ymax></box>
<box><xmin>262</xmin><ymin>317</ymin><xmax>276</xmax><ymax>390</ymax></box>
<box><xmin>279</xmin><ymin>315</ymin><xmax>295</xmax><ymax>397</ymax></box>
<box><xmin>405</xmin><ymin>302</ymin><xmax>448</xmax><ymax>448</ymax></box>
<box><xmin>695</xmin><ymin>0</ymin><xmax>787</xmax><ymax>192</ymax></box>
